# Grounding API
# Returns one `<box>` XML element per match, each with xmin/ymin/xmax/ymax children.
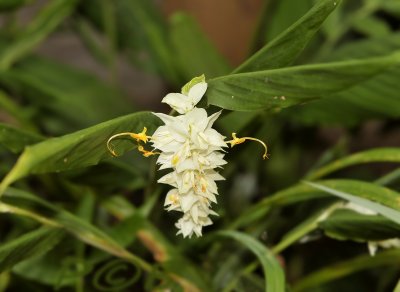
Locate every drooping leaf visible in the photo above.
<box><xmin>306</xmin><ymin>181</ymin><xmax>400</xmax><ymax>225</ymax></box>
<box><xmin>0</xmin><ymin>123</ymin><xmax>42</xmax><ymax>153</ymax></box>
<box><xmin>207</xmin><ymin>52</ymin><xmax>400</xmax><ymax>111</ymax></box>
<box><xmin>234</xmin><ymin>0</ymin><xmax>340</xmax><ymax>73</ymax></box>
<box><xmin>293</xmin><ymin>249</ymin><xmax>400</xmax><ymax>292</ymax></box>
<box><xmin>217</xmin><ymin>230</ymin><xmax>285</xmax><ymax>292</ymax></box>
<box><xmin>0</xmin><ymin>111</ymin><xmax>161</xmax><ymax>194</ymax></box>
<box><xmin>0</xmin><ymin>0</ymin><xmax>78</xmax><ymax>70</ymax></box>
<box><xmin>291</xmin><ymin>34</ymin><xmax>400</xmax><ymax>125</ymax></box>
<box><xmin>307</xmin><ymin>148</ymin><xmax>400</xmax><ymax>180</ymax></box>
<box><xmin>170</xmin><ymin>12</ymin><xmax>230</xmax><ymax>79</ymax></box>
<box><xmin>0</xmin><ymin>227</ymin><xmax>65</xmax><ymax>273</ymax></box>
<box><xmin>0</xmin><ymin>188</ymin><xmax>151</xmax><ymax>272</ymax></box>
<box><xmin>0</xmin><ymin>56</ymin><xmax>133</xmax><ymax>131</ymax></box>
<box><xmin>319</xmin><ymin>209</ymin><xmax>400</xmax><ymax>242</ymax></box>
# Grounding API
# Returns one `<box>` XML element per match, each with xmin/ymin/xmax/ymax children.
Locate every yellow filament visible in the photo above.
<box><xmin>138</xmin><ymin>145</ymin><xmax>160</xmax><ymax>157</ymax></box>
<box><xmin>107</xmin><ymin>127</ymin><xmax>154</xmax><ymax>157</ymax></box>
<box><xmin>228</xmin><ymin>132</ymin><xmax>269</xmax><ymax>160</ymax></box>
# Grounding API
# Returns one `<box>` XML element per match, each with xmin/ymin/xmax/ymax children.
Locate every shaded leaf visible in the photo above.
<box><xmin>0</xmin><ymin>0</ymin><xmax>78</xmax><ymax>70</ymax></box>
<box><xmin>234</xmin><ymin>0</ymin><xmax>340</xmax><ymax>73</ymax></box>
<box><xmin>217</xmin><ymin>230</ymin><xmax>285</xmax><ymax>292</ymax></box>
<box><xmin>0</xmin><ymin>123</ymin><xmax>42</xmax><ymax>153</ymax></box>
<box><xmin>0</xmin><ymin>56</ymin><xmax>133</xmax><ymax>131</ymax></box>
<box><xmin>170</xmin><ymin>12</ymin><xmax>230</xmax><ymax>79</ymax></box>
<box><xmin>307</xmin><ymin>148</ymin><xmax>400</xmax><ymax>180</ymax></box>
<box><xmin>293</xmin><ymin>249</ymin><xmax>400</xmax><ymax>292</ymax></box>
<box><xmin>0</xmin><ymin>227</ymin><xmax>64</xmax><ymax>273</ymax></box>
<box><xmin>320</xmin><ymin>209</ymin><xmax>400</xmax><ymax>242</ymax></box>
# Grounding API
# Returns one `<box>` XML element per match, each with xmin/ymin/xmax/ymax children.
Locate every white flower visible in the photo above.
<box><xmin>107</xmin><ymin>74</ymin><xmax>268</xmax><ymax>238</ymax></box>
<box><xmin>151</xmin><ymin>75</ymin><xmax>227</xmax><ymax>238</ymax></box>
<box><xmin>161</xmin><ymin>75</ymin><xmax>208</xmax><ymax>114</ymax></box>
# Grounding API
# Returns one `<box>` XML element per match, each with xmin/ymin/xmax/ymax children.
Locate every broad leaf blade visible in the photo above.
<box><xmin>234</xmin><ymin>0</ymin><xmax>340</xmax><ymax>73</ymax></box>
<box><xmin>208</xmin><ymin>53</ymin><xmax>400</xmax><ymax>111</ymax></box>
<box><xmin>0</xmin><ymin>112</ymin><xmax>161</xmax><ymax>194</ymax></box>
<box><xmin>217</xmin><ymin>230</ymin><xmax>285</xmax><ymax>292</ymax></box>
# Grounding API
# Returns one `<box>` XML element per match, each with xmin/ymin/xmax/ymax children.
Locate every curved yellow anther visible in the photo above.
<box><xmin>228</xmin><ymin>133</ymin><xmax>269</xmax><ymax>160</ymax></box>
<box><xmin>138</xmin><ymin>145</ymin><xmax>160</xmax><ymax>157</ymax></box>
<box><xmin>107</xmin><ymin>132</ymin><xmax>135</xmax><ymax>157</ymax></box>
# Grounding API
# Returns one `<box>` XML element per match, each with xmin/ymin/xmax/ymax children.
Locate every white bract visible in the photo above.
<box><xmin>151</xmin><ymin>75</ymin><xmax>227</xmax><ymax>238</ymax></box>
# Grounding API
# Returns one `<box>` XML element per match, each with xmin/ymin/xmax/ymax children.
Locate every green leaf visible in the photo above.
<box><xmin>0</xmin><ymin>0</ymin><xmax>78</xmax><ymax>70</ymax></box>
<box><xmin>307</xmin><ymin>148</ymin><xmax>400</xmax><ymax>180</ymax></box>
<box><xmin>305</xmin><ymin>181</ymin><xmax>400</xmax><ymax>225</ymax></box>
<box><xmin>0</xmin><ymin>123</ymin><xmax>42</xmax><ymax>153</ymax></box>
<box><xmin>170</xmin><ymin>13</ymin><xmax>230</xmax><ymax>79</ymax></box>
<box><xmin>0</xmin><ymin>0</ymin><xmax>30</xmax><ymax>11</ymax></box>
<box><xmin>0</xmin><ymin>227</ymin><xmax>65</xmax><ymax>273</ymax></box>
<box><xmin>0</xmin><ymin>111</ymin><xmax>161</xmax><ymax>194</ymax></box>
<box><xmin>319</xmin><ymin>209</ymin><xmax>400</xmax><ymax>242</ymax></box>
<box><xmin>207</xmin><ymin>53</ymin><xmax>400</xmax><ymax>111</ymax></box>
<box><xmin>291</xmin><ymin>34</ymin><xmax>400</xmax><ymax>125</ymax></box>
<box><xmin>234</xmin><ymin>0</ymin><xmax>341</xmax><ymax>73</ymax></box>
<box><xmin>1</xmin><ymin>187</ymin><xmax>151</xmax><ymax>272</ymax></box>
<box><xmin>217</xmin><ymin>230</ymin><xmax>285</xmax><ymax>292</ymax></box>
<box><xmin>352</xmin><ymin>15</ymin><xmax>391</xmax><ymax>38</ymax></box>
<box><xmin>0</xmin><ymin>56</ymin><xmax>133</xmax><ymax>131</ymax></box>
<box><xmin>293</xmin><ymin>249</ymin><xmax>400</xmax><ymax>292</ymax></box>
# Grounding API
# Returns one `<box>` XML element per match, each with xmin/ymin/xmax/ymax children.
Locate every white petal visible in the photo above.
<box><xmin>188</xmin><ymin>82</ymin><xmax>207</xmax><ymax>106</ymax></box>
<box><xmin>162</xmin><ymin>93</ymin><xmax>193</xmax><ymax>114</ymax></box>
<box><xmin>152</xmin><ymin>112</ymin><xmax>176</xmax><ymax>125</ymax></box>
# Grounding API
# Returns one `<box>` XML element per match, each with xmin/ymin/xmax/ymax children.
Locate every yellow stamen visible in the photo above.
<box><xmin>138</xmin><ymin>145</ymin><xmax>160</xmax><ymax>157</ymax></box>
<box><xmin>130</xmin><ymin>127</ymin><xmax>150</xmax><ymax>143</ymax></box>
<box><xmin>228</xmin><ymin>132</ymin><xmax>269</xmax><ymax>160</ymax></box>
<box><xmin>107</xmin><ymin>127</ymin><xmax>153</xmax><ymax>157</ymax></box>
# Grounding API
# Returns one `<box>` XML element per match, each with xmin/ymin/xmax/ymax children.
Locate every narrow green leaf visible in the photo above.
<box><xmin>0</xmin><ymin>0</ymin><xmax>78</xmax><ymax>70</ymax></box>
<box><xmin>217</xmin><ymin>230</ymin><xmax>285</xmax><ymax>292</ymax></box>
<box><xmin>319</xmin><ymin>209</ymin><xmax>400</xmax><ymax>242</ymax></box>
<box><xmin>0</xmin><ymin>123</ymin><xmax>42</xmax><ymax>153</ymax></box>
<box><xmin>0</xmin><ymin>112</ymin><xmax>160</xmax><ymax>194</ymax></box>
<box><xmin>234</xmin><ymin>0</ymin><xmax>341</xmax><ymax>73</ymax></box>
<box><xmin>170</xmin><ymin>12</ymin><xmax>230</xmax><ymax>79</ymax></box>
<box><xmin>293</xmin><ymin>249</ymin><xmax>400</xmax><ymax>292</ymax></box>
<box><xmin>305</xmin><ymin>181</ymin><xmax>400</xmax><ymax>225</ymax></box>
<box><xmin>1</xmin><ymin>188</ymin><xmax>151</xmax><ymax>272</ymax></box>
<box><xmin>291</xmin><ymin>33</ymin><xmax>400</xmax><ymax>126</ymax></box>
<box><xmin>0</xmin><ymin>56</ymin><xmax>133</xmax><ymax>130</ymax></box>
<box><xmin>0</xmin><ymin>227</ymin><xmax>65</xmax><ymax>273</ymax></box>
<box><xmin>207</xmin><ymin>52</ymin><xmax>400</xmax><ymax>111</ymax></box>
<box><xmin>307</xmin><ymin>148</ymin><xmax>400</xmax><ymax>180</ymax></box>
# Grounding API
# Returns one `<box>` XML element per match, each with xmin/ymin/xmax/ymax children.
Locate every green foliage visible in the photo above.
<box><xmin>1</xmin><ymin>0</ymin><xmax>400</xmax><ymax>291</ymax></box>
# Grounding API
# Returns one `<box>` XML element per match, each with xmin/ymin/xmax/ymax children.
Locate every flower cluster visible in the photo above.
<box><xmin>151</xmin><ymin>76</ymin><xmax>227</xmax><ymax>238</ymax></box>
<box><xmin>107</xmin><ymin>75</ymin><xmax>268</xmax><ymax>238</ymax></box>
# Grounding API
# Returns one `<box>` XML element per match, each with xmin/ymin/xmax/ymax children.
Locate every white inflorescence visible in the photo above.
<box><xmin>150</xmin><ymin>76</ymin><xmax>227</xmax><ymax>238</ymax></box>
<box><xmin>107</xmin><ymin>75</ymin><xmax>268</xmax><ymax>238</ymax></box>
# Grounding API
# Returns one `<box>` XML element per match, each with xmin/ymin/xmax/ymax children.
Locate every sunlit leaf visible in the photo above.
<box><xmin>0</xmin><ymin>112</ymin><xmax>160</xmax><ymax>194</ymax></box>
<box><xmin>207</xmin><ymin>52</ymin><xmax>400</xmax><ymax>111</ymax></box>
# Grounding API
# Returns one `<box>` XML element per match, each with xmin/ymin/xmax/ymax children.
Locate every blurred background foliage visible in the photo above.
<box><xmin>0</xmin><ymin>0</ymin><xmax>400</xmax><ymax>291</ymax></box>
